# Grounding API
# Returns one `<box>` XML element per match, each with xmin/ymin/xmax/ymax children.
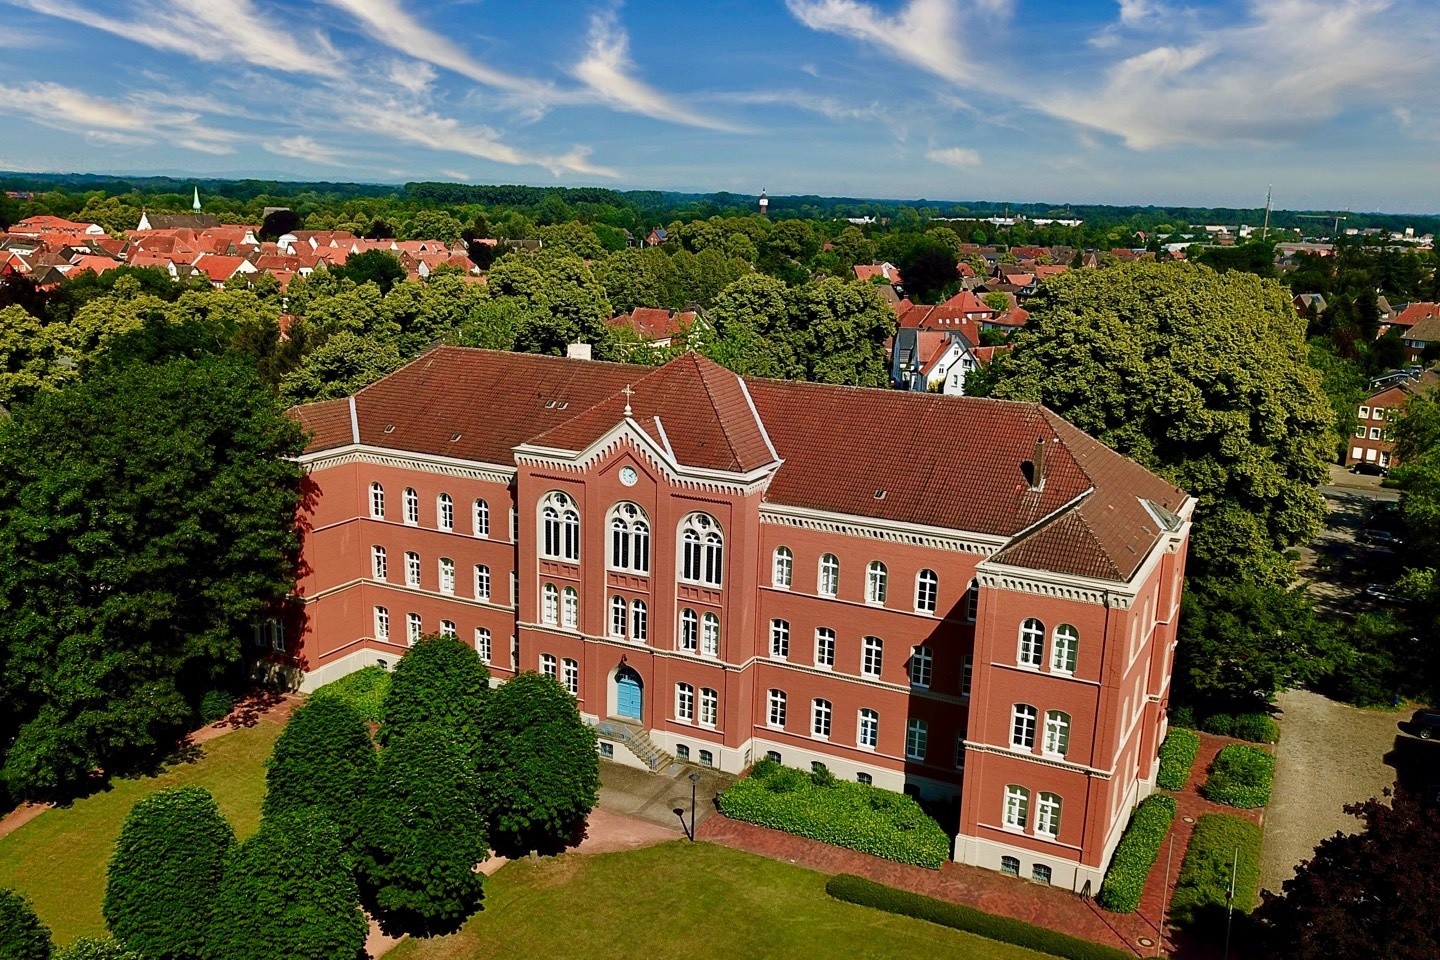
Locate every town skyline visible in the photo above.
<box><xmin>1</xmin><ymin>0</ymin><xmax>1437</xmax><ymax>211</ymax></box>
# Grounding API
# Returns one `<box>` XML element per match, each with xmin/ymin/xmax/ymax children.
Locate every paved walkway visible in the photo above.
<box><xmin>596</xmin><ymin>760</ymin><xmax>733</xmax><ymax>832</ymax></box>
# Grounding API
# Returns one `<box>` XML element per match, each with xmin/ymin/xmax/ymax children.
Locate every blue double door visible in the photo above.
<box><xmin>616</xmin><ymin>669</ymin><xmax>642</xmax><ymax>720</ymax></box>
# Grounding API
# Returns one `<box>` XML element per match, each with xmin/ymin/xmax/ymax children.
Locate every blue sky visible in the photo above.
<box><xmin>1</xmin><ymin>0</ymin><xmax>1437</xmax><ymax>211</ymax></box>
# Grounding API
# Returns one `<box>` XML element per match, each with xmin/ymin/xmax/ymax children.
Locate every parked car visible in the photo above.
<box><xmin>1352</xmin><ymin>461</ymin><xmax>1388</xmax><ymax>476</ymax></box>
<box><xmin>1365</xmin><ymin>583</ymin><xmax>1405</xmax><ymax>604</ymax></box>
<box><xmin>1361</xmin><ymin>528</ymin><xmax>1402</xmax><ymax>547</ymax></box>
<box><xmin>1415</xmin><ymin>711</ymin><xmax>1440</xmax><ymax>741</ymax></box>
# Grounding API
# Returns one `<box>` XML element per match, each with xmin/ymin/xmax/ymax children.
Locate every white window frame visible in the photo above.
<box><xmin>403</xmin><ymin>487</ymin><xmax>419</xmax><ymax>526</ymax></box>
<box><xmin>770</xmin><ymin>619</ymin><xmax>790</xmax><ymax>660</ymax></box>
<box><xmin>474</xmin><ymin>564</ymin><xmax>490</xmax><ymax>600</ymax></box>
<box><xmin>857</xmin><ymin>708</ymin><xmax>878</xmax><ymax>749</ymax></box>
<box><xmin>540</xmin><ymin>491</ymin><xmax>580</xmax><ymax>561</ymax></box>
<box><xmin>866</xmin><ymin>561</ymin><xmax>887</xmax><ymax>604</ymax></box>
<box><xmin>439</xmin><ymin>619</ymin><xmax>456</xmax><ymax>639</ymax></box>
<box><xmin>1370</xmin><ymin>426</ymin><xmax>1382</xmax><ymax>440</ymax></box>
<box><xmin>631</xmin><ymin>600</ymin><xmax>648</xmax><ymax>642</ymax></box>
<box><xmin>1011</xmin><ymin>704</ymin><xmax>1037</xmax><ymax>749</ymax></box>
<box><xmin>915</xmin><ymin>568</ymin><xmax>938</xmax><ymax>613</ymax></box>
<box><xmin>906</xmin><ymin>718</ymin><xmax>927</xmax><ymax>761</ymax></box>
<box><xmin>369</xmin><ymin>482</ymin><xmax>385</xmax><ymax>519</ymax></box>
<box><xmin>679</xmin><ymin>513</ymin><xmax>724</xmax><ymax>587</ymax></box>
<box><xmin>862</xmin><ymin>636</ymin><xmax>883</xmax><ymax>678</ymax></box>
<box><xmin>1003</xmin><ymin>785</ymin><xmax>1030</xmax><ymax>831</ymax></box>
<box><xmin>680</xmin><ymin>608</ymin><xmax>698</xmax><ymax>652</ymax></box>
<box><xmin>701</xmin><ymin>612</ymin><xmax>720</xmax><ymax>657</ymax></box>
<box><xmin>1036</xmin><ymin>792</ymin><xmax>1062</xmax><ymax>838</ymax></box>
<box><xmin>676</xmin><ymin>682</ymin><xmax>695</xmax><ymax>722</ymax></box>
<box><xmin>767</xmin><ymin>689</ymin><xmax>787</xmax><ymax>729</ymax></box>
<box><xmin>542</xmin><ymin>583</ymin><xmax>559</xmax><ymax>625</ymax></box>
<box><xmin>473</xmin><ymin>498</ymin><xmax>490</xmax><ymax>537</ymax></box>
<box><xmin>815</xmin><ymin>627</ymin><xmax>835</xmax><ymax>669</ymax></box>
<box><xmin>1052</xmin><ymin>624</ymin><xmax>1078</xmax><ymax>673</ymax></box>
<box><xmin>610</xmin><ymin>595</ymin><xmax>627</xmax><ymax>638</ymax></box>
<box><xmin>562</xmin><ymin>586</ymin><xmax>579</xmax><ymax>629</ymax></box>
<box><xmin>541</xmin><ymin>653</ymin><xmax>557</xmax><ymax>679</ymax></box>
<box><xmin>1358</xmin><ymin>405</ymin><xmax>1370</xmax><ymax>419</ymax></box>
<box><xmin>608</xmin><ymin>503</ymin><xmax>651</xmax><ymax>574</ymax></box>
<box><xmin>562</xmin><ymin>658</ymin><xmax>579</xmax><ymax>696</ymax></box>
<box><xmin>406</xmin><ymin>612</ymin><xmax>422</xmax><ymax>645</ymax></box>
<box><xmin>819</xmin><ymin>554</ymin><xmax>839</xmax><ymax>597</ymax></box>
<box><xmin>438</xmin><ymin>558</ymin><xmax>455</xmax><ymax>595</ymax></box>
<box><xmin>909</xmin><ymin>646</ymin><xmax>933</xmax><ymax>688</ymax></box>
<box><xmin>773</xmin><ymin>546</ymin><xmax>793</xmax><ymax>588</ymax></box>
<box><xmin>405</xmin><ymin>551</ymin><xmax>421</xmax><ymax>588</ymax></box>
<box><xmin>371</xmin><ymin>545</ymin><xmax>387</xmax><ymax>580</ymax></box>
<box><xmin>475</xmin><ymin>627</ymin><xmax>491</xmax><ymax>664</ymax></box>
<box><xmin>437</xmin><ymin>493</ymin><xmax>454</xmax><ymax>532</ymax></box>
<box><xmin>1044</xmin><ymin>711</ymin><xmax>1070</xmax><ymax>758</ymax></box>
<box><xmin>811</xmin><ymin>698</ymin><xmax>832</xmax><ymax>739</ymax></box>
<box><xmin>965</xmin><ymin>580</ymin><xmax>979</xmax><ymax>623</ymax></box>
<box><xmin>1018</xmin><ymin>618</ymin><xmax>1044</xmax><ymax>667</ymax></box>
<box><xmin>374</xmin><ymin>606</ymin><xmax>389</xmax><ymax>642</ymax></box>
<box><xmin>699</xmin><ymin>687</ymin><xmax>717</xmax><ymax>727</ymax></box>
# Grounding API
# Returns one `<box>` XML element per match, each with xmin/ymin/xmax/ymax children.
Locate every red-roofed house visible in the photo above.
<box><xmin>283</xmin><ymin>347</ymin><xmax>1194</xmax><ymax>893</ymax></box>
<box><xmin>1402</xmin><ymin>314</ymin><xmax>1440</xmax><ymax>363</ymax></box>
<box><xmin>9</xmin><ymin>215</ymin><xmax>105</xmax><ymax>239</ymax></box>
<box><xmin>192</xmin><ymin>253</ymin><xmax>256</xmax><ymax>286</ymax></box>
<box><xmin>854</xmin><ymin>262</ymin><xmax>903</xmax><ymax>286</ymax></box>
<box><xmin>1389</xmin><ymin>302</ymin><xmax>1439</xmax><ymax>335</ymax></box>
<box><xmin>65</xmin><ymin>255</ymin><xmax>121</xmax><ymax>278</ymax></box>
<box><xmin>608</xmin><ymin>307</ymin><xmax>703</xmax><ymax>348</ymax></box>
<box><xmin>1346</xmin><ymin>369</ymin><xmax>1439</xmax><ymax>469</ymax></box>
<box><xmin>890</xmin><ymin>328</ymin><xmax>986</xmax><ymax>395</ymax></box>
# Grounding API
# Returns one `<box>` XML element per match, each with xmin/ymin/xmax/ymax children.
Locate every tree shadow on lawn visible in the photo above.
<box><xmin>489</xmin><ymin>815</ymin><xmax>589</xmax><ymax>860</ymax></box>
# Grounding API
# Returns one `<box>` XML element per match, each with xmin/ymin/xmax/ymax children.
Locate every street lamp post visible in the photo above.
<box><xmin>688</xmin><ymin>771</ymin><xmax>700</xmax><ymax>842</ymax></box>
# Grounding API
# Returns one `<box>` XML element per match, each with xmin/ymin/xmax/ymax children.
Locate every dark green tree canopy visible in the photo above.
<box><xmin>0</xmin><ymin>888</ymin><xmax>52</xmax><ymax>960</ymax></box>
<box><xmin>379</xmin><ymin>634</ymin><xmax>491</xmax><ymax>760</ymax></box>
<box><xmin>262</xmin><ymin>696</ymin><xmax>378</xmax><ymax>854</ymax></box>
<box><xmin>103</xmin><ymin>787</ymin><xmax>234</xmax><ymax>960</ymax></box>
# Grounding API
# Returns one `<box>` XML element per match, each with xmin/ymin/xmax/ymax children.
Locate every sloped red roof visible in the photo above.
<box><xmin>1392</xmin><ymin>302</ymin><xmax>1440</xmax><ymax>330</ymax></box>
<box><xmin>1033</xmin><ymin>264</ymin><xmax>1068</xmax><ymax>279</ymax></box>
<box><xmin>939</xmin><ymin>290</ymin><xmax>996</xmax><ymax>316</ymax></box>
<box><xmin>609</xmin><ymin>307</ymin><xmax>697</xmax><ymax>342</ymax></box>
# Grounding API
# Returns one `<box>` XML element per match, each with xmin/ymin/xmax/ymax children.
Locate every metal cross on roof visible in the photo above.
<box><xmin>621</xmin><ymin>384</ymin><xmax>634</xmax><ymax>417</ymax></box>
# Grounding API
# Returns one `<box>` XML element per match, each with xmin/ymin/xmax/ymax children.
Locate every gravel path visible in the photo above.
<box><xmin>1260</xmin><ymin>688</ymin><xmax>1406</xmax><ymax>892</ymax></box>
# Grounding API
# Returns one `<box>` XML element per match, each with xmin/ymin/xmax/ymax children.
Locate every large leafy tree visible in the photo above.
<box><xmin>378</xmin><ymin>634</ymin><xmax>489</xmax><ymax>761</ymax></box>
<box><xmin>356</xmin><ymin>723</ymin><xmax>488</xmax><ymax>933</ymax></box>
<box><xmin>1255</xmin><ymin>788</ymin><xmax>1440</xmax><ymax>960</ymax></box>
<box><xmin>204</xmin><ymin>811</ymin><xmax>367</xmax><ymax>960</ymax></box>
<box><xmin>0</xmin><ymin>888</ymin><xmax>52</xmax><ymax>960</ymax></box>
<box><xmin>0</xmin><ymin>356</ymin><xmax>304</xmax><ymax>798</ymax></box>
<box><xmin>262</xmin><ymin>697</ymin><xmax>377</xmax><ymax>856</ymax></box>
<box><xmin>986</xmin><ymin>261</ymin><xmax>1334</xmax><ymax>583</ymax></box>
<box><xmin>478</xmin><ymin>672</ymin><xmax>599</xmax><ymax>854</ymax></box>
<box><xmin>701</xmin><ymin>274</ymin><xmax>804</xmax><ymax>380</ymax></box>
<box><xmin>103</xmin><ymin>788</ymin><xmax>235</xmax><ymax>960</ymax></box>
<box><xmin>1389</xmin><ymin>386</ymin><xmax>1440</xmax><ymax>688</ymax></box>
<box><xmin>790</xmin><ymin>277</ymin><xmax>894</xmax><ymax>387</ymax></box>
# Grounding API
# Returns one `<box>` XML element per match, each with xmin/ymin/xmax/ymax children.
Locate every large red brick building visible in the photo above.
<box><xmin>286</xmin><ymin>347</ymin><xmax>1193</xmax><ymax>891</ymax></box>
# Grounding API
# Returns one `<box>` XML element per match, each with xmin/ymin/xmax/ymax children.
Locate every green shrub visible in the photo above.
<box><xmin>198</xmin><ymin>690</ymin><xmax>234</xmax><ymax>725</ymax></box>
<box><xmin>1202</xmin><ymin>745</ymin><xmax>1274</xmax><ymax>809</ymax></box>
<box><xmin>103</xmin><ymin>787</ymin><xmax>234</xmax><ymax>960</ymax></box>
<box><xmin>311</xmin><ymin>665</ymin><xmax>390</xmax><ymax>724</ymax></box>
<box><xmin>1095</xmin><ymin>794</ymin><xmax>1176</xmax><ymax>913</ymax></box>
<box><xmin>0</xmin><ymin>887</ymin><xmax>53</xmax><ymax>960</ymax></box>
<box><xmin>1170</xmin><ymin>814</ymin><xmax>1262</xmax><ymax>929</ymax></box>
<box><xmin>826</xmin><ymin>874</ymin><xmax>1131</xmax><ymax>960</ymax></box>
<box><xmin>717</xmin><ymin>761</ymin><xmax>949</xmax><ymax>869</ymax></box>
<box><xmin>1169</xmin><ymin>705</ymin><xmax>1197</xmax><ymax>729</ymax></box>
<box><xmin>1200</xmin><ymin>712</ymin><xmax>1280</xmax><ymax>744</ymax></box>
<box><xmin>1156</xmin><ymin>728</ymin><xmax>1201</xmax><ymax>791</ymax></box>
<box><xmin>379</xmin><ymin>635</ymin><xmax>490</xmax><ymax>759</ymax></box>
<box><xmin>262</xmin><ymin>696</ymin><xmax>378</xmax><ymax>855</ymax></box>
<box><xmin>54</xmin><ymin>940</ymin><xmax>139</xmax><ymax>960</ymax></box>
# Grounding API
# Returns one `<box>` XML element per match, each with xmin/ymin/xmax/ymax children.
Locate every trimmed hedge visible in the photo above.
<box><xmin>1169</xmin><ymin>813</ymin><xmax>1262</xmax><ymax>928</ymax></box>
<box><xmin>1095</xmin><ymin>794</ymin><xmax>1176</xmax><ymax>913</ymax></box>
<box><xmin>262</xmin><ymin>696</ymin><xmax>378</xmax><ymax>856</ymax></box>
<box><xmin>1156</xmin><ymin>729</ymin><xmax>1201</xmax><ymax>791</ymax></box>
<box><xmin>826</xmin><ymin>874</ymin><xmax>1132</xmax><ymax>960</ymax></box>
<box><xmin>311</xmin><ymin>665</ymin><xmax>390</xmax><ymax>724</ymax></box>
<box><xmin>717</xmin><ymin>759</ymin><xmax>949</xmax><ymax>869</ymax></box>
<box><xmin>1202</xmin><ymin>745</ymin><xmax>1274</xmax><ymax>809</ymax></box>
<box><xmin>1201</xmin><ymin>712</ymin><xmax>1280</xmax><ymax>744</ymax></box>
<box><xmin>54</xmin><ymin>941</ymin><xmax>139</xmax><ymax>960</ymax></box>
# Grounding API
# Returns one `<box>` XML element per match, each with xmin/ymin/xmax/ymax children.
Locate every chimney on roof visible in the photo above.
<box><xmin>1020</xmin><ymin>438</ymin><xmax>1047</xmax><ymax>491</ymax></box>
<box><xmin>566</xmin><ymin>342</ymin><xmax>593</xmax><ymax>361</ymax></box>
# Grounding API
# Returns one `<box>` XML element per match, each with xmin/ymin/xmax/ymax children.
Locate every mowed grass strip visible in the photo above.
<box><xmin>0</xmin><ymin>720</ymin><xmax>282</xmax><ymax>944</ymax></box>
<box><xmin>390</xmin><ymin>841</ymin><xmax>1050</xmax><ymax>960</ymax></box>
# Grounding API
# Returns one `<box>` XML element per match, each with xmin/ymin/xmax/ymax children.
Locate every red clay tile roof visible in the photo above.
<box><xmin>289</xmin><ymin>348</ymin><xmax>1188</xmax><ymax>581</ymax></box>
<box><xmin>939</xmin><ymin>290</ymin><xmax>996</xmax><ymax>315</ymax></box>
<box><xmin>610</xmin><ymin>307</ymin><xmax>698</xmax><ymax>342</ymax></box>
<box><xmin>1393</xmin><ymin>302</ymin><xmax>1440</xmax><ymax>330</ymax></box>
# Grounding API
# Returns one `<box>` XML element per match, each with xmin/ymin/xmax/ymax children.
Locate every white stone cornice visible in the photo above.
<box><xmin>975</xmin><ymin>561</ymin><xmax>1130</xmax><ymax>609</ymax></box>
<box><xmin>296</xmin><ymin>444</ymin><xmax>515</xmax><ymax>485</ymax></box>
<box><xmin>963</xmin><ymin>740</ymin><xmax>1114</xmax><ymax>779</ymax></box>
<box><xmin>758</xmin><ymin>502</ymin><xmax>1006</xmax><ymax>556</ymax></box>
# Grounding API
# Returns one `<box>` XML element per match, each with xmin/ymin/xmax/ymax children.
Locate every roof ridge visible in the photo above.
<box><xmin>689</xmin><ymin>353</ymin><xmax>757</xmax><ymax>467</ymax></box>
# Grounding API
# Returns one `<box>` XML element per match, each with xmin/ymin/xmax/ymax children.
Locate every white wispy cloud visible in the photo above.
<box><xmin>715</xmin><ymin>90</ymin><xmax>884</xmax><ymax>123</ymax></box>
<box><xmin>0</xmin><ymin>80</ymin><xmax>244</xmax><ymax>154</ymax></box>
<box><xmin>926</xmin><ymin>146</ymin><xmax>981</xmax><ymax>167</ymax></box>
<box><xmin>572</xmin><ymin>10</ymin><xmax>746</xmax><ymax>132</ymax></box>
<box><xmin>263</xmin><ymin>135</ymin><xmax>347</xmax><ymax>166</ymax></box>
<box><xmin>8</xmin><ymin>0</ymin><xmax>341</xmax><ymax>74</ymax></box>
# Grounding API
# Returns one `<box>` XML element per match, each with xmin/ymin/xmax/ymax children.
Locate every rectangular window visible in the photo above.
<box><xmin>905</xmin><ymin>719</ymin><xmax>927</xmax><ymax>761</ymax></box>
<box><xmin>965</xmin><ymin>581</ymin><xmax>979</xmax><ymax>623</ymax></box>
<box><xmin>1358</xmin><ymin>405</ymin><xmax>1370</xmax><ymax>419</ymax></box>
<box><xmin>676</xmin><ymin>682</ymin><xmax>695</xmax><ymax>722</ymax></box>
<box><xmin>811</xmin><ymin>699</ymin><xmax>832</xmax><ymax>739</ymax></box>
<box><xmin>1355</xmin><ymin>427</ymin><xmax>1368</xmax><ymax>439</ymax></box>
<box><xmin>406</xmin><ymin>612</ymin><xmax>422</xmax><ymax>644</ymax></box>
<box><xmin>1370</xmin><ymin>427</ymin><xmax>1382</xmax><ymax>439</ymax></box>
<box><xmin>541</xmin><ymin>653</ymin><xmax>557</xmax><ymax>679</ymax></box>
<box><xmin>699</xmin><ymin>687</ymin><xmax>717</xmax><ymax>727</ymax></box>
<box><xmin>954</xmin><ymin>736</ymin><xmax>967</xmax><ymax>769</ymax></box>
<box><xmin>770</xmin><ymin>619</ymin><xmax>790</xmax><ymax>659</ymax></box>
<box><xmin>511</xmin><ymin>571</ymin><xmax>518</xmax><ymax>606</ymax></box>
<box><xmin>862</xmin><ymin>636</ymin><xmax>883</xmax><ymax>678</ymax></box>
<box><xmin>961</xmin><ymin>655</ymin><xmax>973</xmax><ymax>698</ymax></box>
<box><xmin>767</xmin><ymin>690</ymin><xmax>786</xmax><ymax>728</ymax></box>
<box><xmin>599</xmin><ymin>741</ymin><xmax>614</xmax><ymax>759</ymax></box>
<box><xmin>474</xmin><ymin>565</ymin><xmax>490</xmax><ymax>600</ymax></box>
<box><xmin>815</xmin><ymin>628</ymin><xmax>835</xmax><ymax>668</ymax></box>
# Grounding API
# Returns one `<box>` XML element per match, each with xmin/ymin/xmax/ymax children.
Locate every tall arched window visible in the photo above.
<box><xmin>373</xmin><ymin>606</ymin><xmax>389</xmax><ymax>641</ymax></box>
<box><xmin>767</xmin><ymin>689</ymin><xmax>787</xmax><ymax>728</ymax></box>
<box><xmin>371</xmin><ymin>545</ymin><xmax>387</xmax><ymax>580</ymax></box>
<box><xmin>473</xmin><ymin>498</ymin><xmax>490</xmax><ymax>537</ymax></box>
<box><xmin>1052</xmin><ymin>624</ymin><xmax>1079</xmax><ymax>673</ymax></box>
<box><xmin>562</xmin><ymin>658</ymin><xmax>579</xmax><ymax>696</ymax></box>
<box><xmin>474</xmin><ymin>564</ymin><xmax>490</xmax><ymax>600</ymax></box>
<box><xmin>631</xmin><ymin>600</ymin><xmax>647</xmax><ymax>641</ymax></box>
<box><xmin>562</xmin><ymin>586</ymin><xmax>579</xmax><ymax>628</ymax></box>
<box><xmin>812</xmin><ymin>698</ymin><xmax>832</xmax><ymax>738</ymax></box>
<box><xmin>773</xmin><ymin>546</ymin><xmax>793</xmax><ymax>588</ymax></box>
<box><xmin>1011</xmin><ymin>704</ymin><xmax>1037</xmax><ymax>749</ymax></box>
<box><xmin>438</xmin><ymin>558</ymin><xmax>455</xmax><ymax>595</ymax></box>
<box><xmin>905</xmin><ymin>719</ymin><xmax>928</xmax><ymax>760</ymax></box>
<box><xmin>862</xmin><ymin>636</ymin><xmax>883</xmax><ymax>677</ymax></box>
<box><xmin>608</xmin><ymin>503</ymin><xmax>650</xmax><ymax>573</ymax></box>
<box><xmin>680</xmin><ymin>513</ymin><xmax>723</xmax><ymax>586</ymax></box>
<box><xmin>437</xmin><ymin>493</ymin><xmax>454</xmax><ymax>531</ymax></box>
<box><xmin>1044</xmin><ymin>711</ymin><xmax>1070</xmax><ymax>757</ymax></box>
<box><xmin>1036</xmin><ymin>793</ymin><xmax>1062</xmax><ymax>838</ymax></box>
<box><xmin>542</xmin><ymin>583</ymin><xmax>559</xmax><ymax>625</ymax></box>
<box><xmin>369</xmin><ymin>482</ymin><xmax>385</xmax><ymax>519</ymax></box>
<box><xmin>866</xmin><ymin>561</ymin><xmax>887</xmax><ymax>604</ymax></box>
<box><xmin>1018</xmin><ymin>618</ymin><xmax>1044</xmax><ymax>667</ymax></box>
<box><xmin>915</xmin><ymin>569</ymin><xmax>938</xmax><ymax>613</ymax></box>
<box><xmin>474</xmin><ymin>627</ymin><xmax>491</xmax><ymax>664</ymax></box>
<box><xmin>819</xmin><ymin>554</ymin><xmax>839</xmax><ymax>596</ymax></box>
<box><xmin>609</xmin><ymin>596</ymin><xmax>627</xmax><ymax>637</ymax></box>
<box><xmin>541</xmin><ymin>491</ymin><xmax>580</xmax><ymax>561</ymax></box>
<box><xmin>965</xmin><ymin>579</ymin><xmax>980</xmax><ymax>622</ymax></box>
<box><xmin>1004</xmin><ymin>785</ymin><xmax>1030</xmax><ymax>830</ymax></box>
<box><xmin>770</xmin><ymin>619</ymin><xmax>790</xmax><ymax>659</ymax></box>
<box><xmin>679</xmin><ymin>609</ymin><xmax>698</xmax><ymax>652</ymax></box>
<box><xmin>403</xmin><ymin>487</ymin><xmax>419</xmax><ymax>525</ymax></box>
<box><xmin>404</xmin><ymin>551</ymin><xmax>420</xmax><ymax>587</ymax></box>
<box><xmin>701</xmin><ymin>612</ymin><xmax>720</xmax><ymax>656</ymax></box>
<box><xmin>909</xmin><ymin>646</ymin><xmax>933</xmax><ymax>688</ymax></box>
<box><xmin>857</xmin><ymin>708</ymin><xmax>878</xmax><ymax>749</ymax></box>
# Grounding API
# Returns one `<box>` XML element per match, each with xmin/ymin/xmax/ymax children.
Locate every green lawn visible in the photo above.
<box><xmin>0</xmin><ymin>721</ymin><xmax>282</xmax><ymax>945</ymax></box>
<box><xmin>390</xmin><ymin>841</ymin><xmax>1049</xmax><ymax>960</ymax></box>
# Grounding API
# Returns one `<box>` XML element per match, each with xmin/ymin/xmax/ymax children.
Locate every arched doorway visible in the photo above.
<box><xmin>615</xmin><ymin>665</ymin><xmax>643</xmax><ymax>721</ymax></box>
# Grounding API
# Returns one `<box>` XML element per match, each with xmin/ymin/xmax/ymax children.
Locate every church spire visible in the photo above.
<box><xmin>192</xmin><ymin>186</ymin><xmax>201</xmax><ymax>213</ymax></box>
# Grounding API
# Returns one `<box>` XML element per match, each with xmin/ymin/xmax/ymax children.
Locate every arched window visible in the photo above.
<box><xmin>701</xmin><ymin>612</ymin><xmax>720</xmax><ymax>656</ymax></box>
<box><xmin>542</xmin><ymin>583</ymin><xmax>559</xmax><ymax>625</ymax></box>
<box><xmin>675</xmin><ymin>683</ymin><xmax>695</xmax><ymax>721</ymax></box>
<box><xmin>1011</xmin><ymin>704</ymin><xmax>1037</xmax><ymax>749</ymax></box>
<box><xmin>610</xmin><ymin>595</ymin><xmax>627</xmax><ymax>637</ymax></box>
<box><xmin>906</xmin><ymin>718</ymin><xmax>928</xmax><ymax>760</ymax></box>
<box><xmin>474</xmin><ymin>564</ymin><xmax>490</xmax><ymax>600</ymax></box>
<box><xmin>1004</xmin><ymin>785</ymin><xmax>1030</xmax><ymax>830</ymax></box>
<box><xmin>862</xmin><ymin>636</ymin><xmax>883</xmax><ymax>677</ymax></box>
<box><xmin>699</xmin><ymin>688</ymin><xmax>717</xmax><ymax>726</ymax></box>
<box><xmin>403</xmin><ymin>487</ymin><xmax>419</xmax><ymax>525</ymax></box>
<box><xmin>767</xmin><ymin>689</ymin><xmax>787</xmax><ymax>728</ymax></box>
<box><xmin>405</xmin><ymin>551</ymin><xmax>420</xmax><ymax>587</ymax></box>
<box><xmin>474</xmin><ymin>627</ymin><xmax>491</xmax><ymax>664</ymax></box>
<box><xmin>631</xmin><ymin>600</ymin><xmax>648</xmax><ymax>641</ymax></box>
<box><xmin>1052</xmin><ymin>624</ymin><xmax>1079</xmax><ymax>673</ymax></box>
<box><xmin>473</xmin><ymin>499</ymin><xmax>490</xmax><ymax>537</ymax></box>
<box><xmin>965</xmin><ymin>579</ymin><xmax>980</xmax><ymax>622</ymax></box>
<box><xmin>1036</xmin><ymin>793</ymin><xmax>1062</xmax><ymax>838</ymax></box>
<box><xmin>866</xmin><ymin>561</ymin><xmax>888</xmax><ymax>604</ymax></box>
<box><xmin>815</xmin><ymin>628</ymin><xmax>835</xmax><ymax>668</ymax></box>
<box><xmin>909</xmin><ymin>646</ymin><xmax>933</xmax><ymax>688</ymax></box>
<box><xmin>540</xmin><ymin>491</ymin><xmax>580</xmax><ymax>561</ymax></box>
<box><xmin>374</xmin><ymin>606</ymin><xmax>389</xmax><ymax>641</ymax></box>
<box><xmin>438</xmin><ymin>558</ymin><xmax>455</xmax><ymax>595</ymax></box>
<box><xmin>371</xmin><ymin>545</ymin><xmax>387</xmax><ymax>580</ymax></box>
<box><xmin>540</xmin><ymin>653</ymin><xmax>557</xmax><ymax>678</ymax></box>
<box><xmin>406</xmin><ymin>612</ymin><xmax>422</xmax><ymax>644</ymax></box>
<box><xmin>812</xmin><ymin>698</ymin><xmax>832</xmax><ymax>738</ymax></box>
<box><xmin>562</xmin><ymin>658</ymin><xmax>579</xmax><ymax>696</ymax></box>
<box><xmin>818</xmin><ymin>554</ymin><xmax>839</xmax><ymax>596</ymax></box>
<box><xmin>439</xmin><ymin>619</ymin><xmax>456</xmax><ymax>638</ymax></box>
<box><xmin>1018</xmin><ymin>618</ymin><xmax>1044</xmax><ymax>667</ymax></box>
<box><xmin>857</xmin><ymin>708</ymin><xmax>878</xmax><ymax>748</ymax></box>
<box><xmin>770</xmin><ymin>619</ymin><xmax>790</xmax><ymax>659</ymax></box>
<box><xmin>437</xmin><ymin>493</ymin><xmax>454</xmax><ymax>531</ymax></box>
<box><xmin>679</xmin><ymin>609</ymin><xmax>698</xmax><ymax>652</ymax></box>
<box><xmin>1044</xmin><ymin>711</ymin><xmax>1070</xmax><ymax>757</ymax></box>
<box><xmin>562</xmin><ymin>586</ymin><xmax>579</xmax><ymax>628</ymax></box>
<box><xmin>608</xmin><ymin>503</ymin><xmax>650</xmax><ymax>573</ymax></box>
<box><xmin>916</xmin><ymin>569</ymin><xmax>938</xmax><ymax>613</ymax></box>
<box><xmin>369</xmin><ymin>482</ymin><xmax>385</xmax><ymax>519</ymax></box>
<box><xmin>773</xmin><ymin>547</ymin><xmax>793</xmax><ymax>588</ymax></box>
<box><xmin>680</xmin><ymin>513</ymin><xmax>723</xmax><ymax>586</ymax></box>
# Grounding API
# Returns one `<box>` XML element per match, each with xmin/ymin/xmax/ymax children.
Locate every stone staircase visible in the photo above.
<box><xmin>594</xmin><ymin>719</ymin><xmax>679</xmax><ymax>774</ymax></box>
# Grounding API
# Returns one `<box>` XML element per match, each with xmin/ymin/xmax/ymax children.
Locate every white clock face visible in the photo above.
<box><xmin>619</xmin><ymin>466</ymin><xmax>638</xmax><ymax>487</ymax></box>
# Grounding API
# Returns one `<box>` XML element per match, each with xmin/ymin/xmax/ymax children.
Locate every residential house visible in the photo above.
<box><xmin>1347</xmin><ymin>369</ymin><xmax>1439</xmax><ymax>469</ymax></box>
